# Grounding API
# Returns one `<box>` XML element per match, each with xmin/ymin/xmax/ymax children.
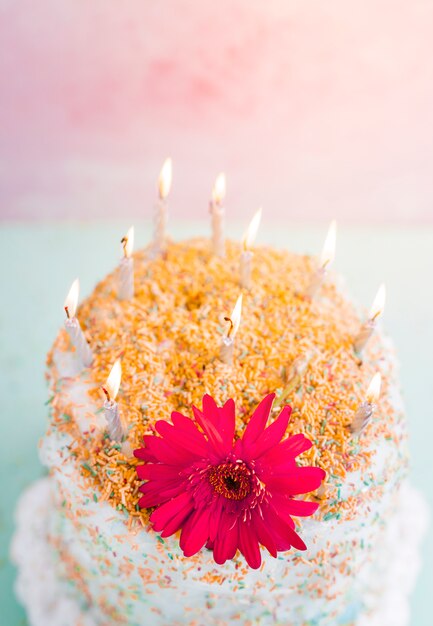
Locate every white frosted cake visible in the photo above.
<box><xmin>12</xmin><ymin>237</ymin><xmax>428</xmax><ymax>626</ymax></box>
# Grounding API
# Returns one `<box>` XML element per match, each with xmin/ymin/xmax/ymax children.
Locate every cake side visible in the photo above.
<box><xmin>11</xmin><ymin>476</ymin><xmax>429</xmax><ymax>626</ymax></box>
<box><xmin>39</xmin><ymin>375</ymin><xmax>408</xmax><ymax>625</ymax></box>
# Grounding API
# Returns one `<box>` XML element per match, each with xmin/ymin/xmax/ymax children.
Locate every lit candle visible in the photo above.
<box><xmin>153</xmin><ymin>157</ymin><xmax>172</xmax><ymax>255</ymax></box>
<box><xmin>220</xmin><ymin>294</ymin><xmax>242</xmax><ymax>366</ymax></box>
<box><xmin>353</xmin><ymin>284</ymin><xmax>386</xmax><ymax>354</ymax></box>
<box><xmin>210</xmin><ymin>173</ymin><xmax>226</xmax><ymax>257</ymax></box>
<box><xmin>306</xmin><ymin>220</ymin><xmax>337</xmax><ymax>299</ymax></box>
<box><xmin>64</xmin><ymin>279</ymin><xmax>93</xmax><ymax>368</ymax></box>
<box><xmin>102</xmin><ymin>359</ymin><xmax>125</xmax><ymax>442</ymax></box>
<box><xmin>240</xmin><ymin>207</ymin><xmax>262</xmax><ymax>289</ymax></box>
<box><xmin>350</xmin><ymin>372</ymin><xmax>381</xmax><ymax>435</ymax></box>
<box><xmin>118</xmin><ymin>226</ymin><xmax>134</xmax><ymax>300</ymax></box>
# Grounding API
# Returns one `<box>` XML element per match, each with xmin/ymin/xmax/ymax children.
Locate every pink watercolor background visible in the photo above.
<box><xmin>0</xmin><ymin>0</ymin><xmax>433</xmax><ymax>224</ymax></box>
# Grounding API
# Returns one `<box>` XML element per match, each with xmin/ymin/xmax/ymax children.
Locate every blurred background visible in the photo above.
<box><xmin>1</xmin><ymin>1</ymin><xmax>432</xmax><ymax>625</ymax></box>
<box><xmin>1</xmin><ymin>0</ymin><xmax>433</xmax><ymax>223</ymax></box>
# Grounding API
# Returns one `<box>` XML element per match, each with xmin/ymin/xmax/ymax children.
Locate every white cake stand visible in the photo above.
<box><xmin>11</xmin><ymin>478</ymin><xmax>429</xmax><ymax>626</ymax></box>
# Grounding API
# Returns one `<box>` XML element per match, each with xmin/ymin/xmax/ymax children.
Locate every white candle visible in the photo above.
<box><xmin>153</xmin><ymin>157</ymin><xmax>172</xmax><ymax>255</ymax></box>
<box><xmin>306</xmin><ymin>220</ymin><xmax>337</xmax><ymax>299</ymax></box>
<box><xmin>350</xmin><ymin>372</ymin><xmax>381</xmax><ymax>435</ymax></box>
<box><xmin>240</xmin><ymin>208</ymin><xmax>262</xmax><ymax>290</ymax></box>
<box><xmin>219</xmin><ymin>294</ymin><xmax>242</xmax><ymax>366</ymax></box>
<box><xmin>353</xmin><ymin>284</ymin><xmax>386</xmax><ymax>354</ymax></box>
<box><xmin>315</xmin><ymin>481</ymin><xmax>328</xmax><ymax>501</ymax></box>
<box><xmin>64</xmin><ymin>278</ymin><xmax>93</xmax><ymax>368</ymax></box>
<box><xmin>273</xmin><ymin>352</ymin><xmax>313</xmax><ymax>411</ymax></box>
<box><xmin>210</xmin><ymin>173</ymin><xmax>226</xmax><ymax>257</ymax></box>
<box><xmin>118</xmin><ymin>226</ymin><xmax>135</xmax><ymax>300</ymax></box>
<box><xmin>286</xmin><ymin>352</ymin><xmax>312</xmax><ymax>389</ymax></box>
<box><xmin>102</xmin><ymin>359</ymin><xmax>125</xmax><ymax>442</ymax></box>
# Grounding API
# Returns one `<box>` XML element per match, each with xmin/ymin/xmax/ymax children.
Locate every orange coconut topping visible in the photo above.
<box><xmin>47</xmin><ymin>239</ymin><xmax>406</xmax><ymax>526</ymax></box>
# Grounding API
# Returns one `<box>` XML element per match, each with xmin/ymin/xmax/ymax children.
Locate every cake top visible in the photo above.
<box><xmin>47</xmin><ymin>237</ymin><xmax>403</xmax><ymax>531</ymax></box>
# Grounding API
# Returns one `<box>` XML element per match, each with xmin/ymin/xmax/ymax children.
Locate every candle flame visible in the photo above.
<box><xmin>320</xmin><ymin>220</ymin><xmax>337</xmax><ymax>268</ymax></box>
<box><xmin>369</xmin><ymin>283</ymin><xmax>386</xmax><ymax>321</ymax></box>
<box><xmin>212</xmin><ymin>172</ymin><xmax>226</xmax><ymax>205</ymax></box>
<box><xmin>158</xmin><ymin>157</ymin><xmax>172</xmax><ymax>199</ymax></box>
<box><xmin>105</xmin><ymin>358</ymin><xmax>122</xmax><ymax>401</ymax></box>
<box><xmin>242</xmin><ymin>207</ymin><xmax>262</xmax><ymax>250</ymax></box>
<box><xmin>366</xmin><ymin>372</ymin><xmax>381</xmax><ymax>403</ymax></box>
<box><xmin>64</xmin><ymin>278</ymin><xmax>79</xmax><ymax>318</ymax></box>
<box><xmin>122</xmin><ymin>226</ymin><xmax>134</xmax><ymax>258</ymax></box>
<box><xmin>229</xmin><ymin>294</ymin><xmax>243</xmax><ymax>338</ymax></box>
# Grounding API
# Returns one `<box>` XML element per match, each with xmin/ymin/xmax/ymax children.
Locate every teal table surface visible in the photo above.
<box><xmin>1</xmin><ymin>221</ymin><xmax>432</xmax><ymax>625</ymax></box>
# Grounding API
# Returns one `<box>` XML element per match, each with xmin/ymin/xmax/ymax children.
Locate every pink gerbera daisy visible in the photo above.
<box><xmin>134</xmin><ymin>394</ymin><xmax>325</xmax><ymax>569</ymax></box>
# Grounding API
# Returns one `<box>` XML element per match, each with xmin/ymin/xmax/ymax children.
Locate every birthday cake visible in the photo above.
<box><xmin>11</xmin><ymin>206</ymin><xmax>428</xmax><ymax>625</ymax></box>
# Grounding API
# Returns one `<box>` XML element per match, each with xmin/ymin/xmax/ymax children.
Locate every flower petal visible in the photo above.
<box><xmin>238</xmin><ymin>522</ymin><xmax>262</xmax><ymax>569</ymax></box>
<box><xmin>271</xmin><ymin>494</ymin><xmax>320</xmax><ymax>518</ymax></box>
<box><xmin>140</xmin><ymin>435</ymin><xmax>194</xmax><ymax>466</ymax></box>
<box><xmin>213</xmin><ymin>514</ymin><xmax>239</xmax><ymax>565</ymax></box>
<box><xmin>220</xmin><ymin>398</ymin><xmax>236</xmax><ymax>452</ymax></box>
<box><xmin>192</xmin><ymin>406</ymin><xmax>226</xmax><ymax>455</ymax></box>
<box><xmin>201</xmin><ymin>395</ymin><xmax>235</xmax><ymax>455</ymax></box>
<box><xmin>160</xmin><ymin>509</ymin><xmax>192</xmax><ymax>538</ymax></box>
<box><xmin>180</xmin><ymin>508</ymin><xmax>211</xmax><ymax>557</ymax></box>
<box><xmin>267</xmin><ymin>467</ymin><xmax>326</xmax><ymax>496</ymax></box>
<box><xmin>155</xmin><ymin>420</ymin><xmax>208</xmax><ymax>457</ymax></box>
<box><xmin>279</xmin><ymin>433</ymin><xmax>313</xmax><ymax>458</ymax></box>
<box><xmin>150</xmin><ymin>491</ymin><xmax>193</xmax><ymax>534</ymax></box>
<box><xmin>201</xmin><ymin>394</ymin><xmax>220</xmax><ymax>427</ymax></box>
<box><xmin>138</xmin><ymin>482</ymin><xmax>184</xmax><ymax>508</ymax></box>
<box><xmin>208</xmin><ymin>497</ymin><xmax>224</xmax><ymax>542</ymax></box>
<box><xmin>134</xmin><ymin>446</ymin><xmax>158</xmax><ymax>462</ymax></box>
<box><xmin>259</xmin><ymin>434</ymin><xmax>313</xmax><ymax>470</ymax></box>
<box><xmin>137</xmin><ymin>463</ymin><xmax>180</xmax><ymax>481</ymax></box>
<box><xmin>252</xmin><ymin>509</ymin><xmax>277</xmax><ymax>558</ymax></box>
<box><xmin>171</xmin><ymin>411</ymin><xmax>209</xmax><ymax>446</ymax></box>
<box><xmin>265</xmin><ymin>506</ymin><xmax>307</xmax><ymax>552</ymax></box>
<box><xmin>242</xmin><ymin>394</ymin><xmax>275</xmax><ymax>448</ymax></box>
<box><xmin>249</xmin><ymin>405</ymin><xmax>292</xmax><ymax>458</ymax></box>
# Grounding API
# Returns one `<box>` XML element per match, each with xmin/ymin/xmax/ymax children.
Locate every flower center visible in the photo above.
<box><xmin>208</xmin><ymin>461</ymin><xmax>252</xmax><ymax>501</ymax></box>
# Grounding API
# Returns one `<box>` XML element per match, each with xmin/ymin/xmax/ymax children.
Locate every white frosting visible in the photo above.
<box><xmin>11</xmin><ymin>477</ymin><xmax>428</xmax><ymax>626</ymax></box>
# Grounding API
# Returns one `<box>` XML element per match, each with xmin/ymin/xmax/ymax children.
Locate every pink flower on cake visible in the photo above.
<box><xmin>134</xmin><ymin>394</ymin><xmax>325</xmax><ymax>569</ymax></box>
